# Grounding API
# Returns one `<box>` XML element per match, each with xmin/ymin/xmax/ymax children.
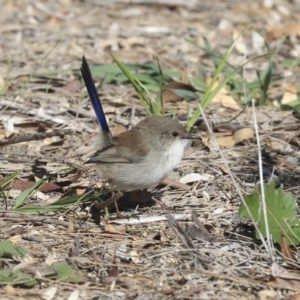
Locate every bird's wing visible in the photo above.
<box><xmin>85</xmin><ymin>144</ymin><xmax>134</xmax><ymax>164</ymax></box>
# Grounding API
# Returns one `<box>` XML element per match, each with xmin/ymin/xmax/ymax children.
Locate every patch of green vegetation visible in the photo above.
<box><xmin>0</xmin><ymin>241</ymin><xmax>26</xmax><ymax>258</ymax></box>
<box><xmin>239</xmin><ymin>181</ymin><xmax>300</xmax><ymax>246</ymax></box>
<box><xmin>0</xmin><ymin>269</ymin><xmax>37</xmax><ymax>288</ymax></box>
<box><xmin>51</xmin><ymin>262</ymin><xmax>85</xmax><ymax>283</ymax></box>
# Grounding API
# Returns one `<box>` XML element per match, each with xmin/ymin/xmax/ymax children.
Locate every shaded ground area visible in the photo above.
<box><xmin>1</xmin><ymin>0</ymin><xmax>300</xmax><ymax>299</ymax></box>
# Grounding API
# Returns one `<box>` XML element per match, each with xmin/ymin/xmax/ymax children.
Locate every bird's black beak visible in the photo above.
<box><xmin>183</xmin><ymin>134</ymin><xmax>200</xmax><ymax>140</ymax></box>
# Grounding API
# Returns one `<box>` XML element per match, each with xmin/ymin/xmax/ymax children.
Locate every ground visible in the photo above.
<box><xmin>1</xmin><ymin>0</ymin><xmax>300</xmax><ymax>299</ymax></box>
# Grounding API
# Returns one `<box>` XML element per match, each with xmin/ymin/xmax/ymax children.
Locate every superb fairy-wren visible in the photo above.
<box><xmin>81</xmin><ymin>56</ymin><xmax>198</xmax><ymax>193</ymax></box>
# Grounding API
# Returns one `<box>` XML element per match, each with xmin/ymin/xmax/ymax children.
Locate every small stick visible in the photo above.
<box><xmin>128</xmin><ymin>105</ymin><xmax>136</xmax><ymax>130</ymax></box>
<box><xmin>0</xmin><ymin>129</ymin><xmax>73</xmax><ymax>146</ymax></box>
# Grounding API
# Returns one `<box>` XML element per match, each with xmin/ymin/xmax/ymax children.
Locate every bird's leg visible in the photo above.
<box><xmin>113</xmin><ymin>196</ymin><xmax>122</xmax><ymax>218</ymax></box>
<box><xmin>93</xmin><ymin>191</ymin><xmax>123</xmax><ymax>218</ymax></box>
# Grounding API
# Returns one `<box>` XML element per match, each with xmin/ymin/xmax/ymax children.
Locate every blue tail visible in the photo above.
<box><xmin>81</xmin><ymin>56</ymin><xmax>112</xmax><ymax>140</ymax></box>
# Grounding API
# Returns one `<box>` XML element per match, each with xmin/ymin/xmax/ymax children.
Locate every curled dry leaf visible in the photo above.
<box><xmin>281</xmin><ymin>236</ymin><xmax>296</xmax><ymax>261</ymax></box>
<box><xmin>202</xmin><ymin>127</ymin><xmax>254</xmax><ymax>148</ymax></box>
<box><xmin>63</xmin><ymin>78</ymin><xmax>82</xmax><ymax>94</ymax></box>
<box><xmin>206</xmin><ymin>78</ymin><xmax>240</xmax><ymax>110</ymax></box>
<box><xmin>233</xmin><ymin>127</ymin><xmax>254</xmax><ymax>144</ymax></box>
<box><xmin>67</xmin><ymin>289</ymin><xmax>80</xmax><ymax>300</ymax></box>
<box><xmin>266</xmin><ymin>22</ymin><xmax>300</xmax><ymax>40</ymax></box>
<box><xmin>119</xmin><ymin>274</ymin><xmax>154</xmax><ymax>288</ymax></box>
<box><xmin>163</xmin><ymin>81</ymin><xmax>197</xmax><ymax>103</ymax></box>
<box><xmin>5</xmin><ymin>285</ymin><xmax>16</xmax><ymax>296</ymax></box>
<box><xmin>42</xmin><ymin>287</ymin><xmax>58</xmax><ymax>300</ymax></box>
<box><xmin>8</xmin><ymin>234</ymin><xmax>22</xmax><ymax>244</ymax></box>
<box><xmin>281</xmin><ymin>82</ymin><xmax>298</xmax><ymax>105</ymax></box>
<box><xmin>179</xmin><ymin>173</ymin><xmax>213</xmax><ymax>184</ymax></box>
<box><xmin>257</xmin><ymin>290</ymin><xmax>278</xmax><ymax>300</ymax></box>
<box><xmin>45</xmin><ymin>247</ymin><xmax>56</xmax><ymax>266</ymax></box>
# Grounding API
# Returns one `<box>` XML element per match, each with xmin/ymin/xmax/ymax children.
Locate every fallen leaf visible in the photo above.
<box><xmin>104</xmin><ymin>221</ymin><xmax>118</xmax><ymax>233</ymax></box>
<box><xmin>215</xmin><ymin>136</ymin><xmax>235</xmax><ymax>147</ymax></box>
<box><xmin>8</xmin><ymin>235</ymin><xmax>22</xmax><ymax>244</ymax></box>
<box><xmin>108</xmin><ymin>266</ymin><xmax>119</xmax><ymax>277</ymax></box>
<box><xmin>112</xmin><ymin>124</ymin><xmax>127</xmax><ymax>135</ymax></box>
<box><xmin>281</xmin><ymin>83</ymin><xmax>298</xmax><ymax>105</ymax></box>
<box><xmin>67</xmin><ymin>289</ymin><xmax>79</xmax><ymax>300</ymax></box>
<box><xmin>63</xmin><ymin>78</ymin><xmax>82</xmax><ymax>94</ymax></box>
<box><xmin>267</xmin><ymin>23</ymin><xmax>300</xmax><ymax>40</ymax></box>
<box><xmin>281</xmin><ymin>236</ymin><xmax>296</xmax><ymax>260</ymax></box>
<box><xmin>180</xmin><ymin>173</ymin><xmax>213</xmax><ymax>184</ymax></box>
<box><xmin>163</xmin><ymin>81</ymin><xmax>198</xmax><ymax>103</ymax></box>
<box><xmin>45</xmin><ymin>247</ymin><xmax>56</xmax><ymax>266</ymax></box>
<box><xmin>5</xmin><ymin>285</ymin><xmax>16</xmax><ymax>296</ymax></box>
<box><xmin>202</xmin><ymin>128</ymin><xmax>253</xmax><ymax>149</ymax></box>
<box><xmin>291</xmin><ymin>292</ymin><xmax>300</xmax><ymax>300</ymax></box>
<box><xmin>207</xmin><ymin>78</ymin><xmax>240</xmax><ymax>110</ymax></box>
<box><xmin>257</xmin><ymin>290</ymin><xmax>278</xmax><ymax>300</ymax></box>
<box><xmin>233</xmin><ymin>128</ymin><xmax>254</xmax><ymax>144</ymax></box>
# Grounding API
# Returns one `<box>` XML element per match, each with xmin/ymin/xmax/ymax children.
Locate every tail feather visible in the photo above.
<box><xmin>80</xmin><ymin>56</ymin><xmax>112</xmax><ymax>141</ymax></box>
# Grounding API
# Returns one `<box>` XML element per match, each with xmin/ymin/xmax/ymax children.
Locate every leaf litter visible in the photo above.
<box><xmin>1</xmin><ymin>0</ymin><xmax>300</xmax><ymax>299</ymax></box>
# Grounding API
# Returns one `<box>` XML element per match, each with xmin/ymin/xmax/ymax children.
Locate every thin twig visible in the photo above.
<box><xmin>128</xmin><ymin>105</ymin><xmax>136</xmax><ymax>130</ymax></box>
<box><xmin>251</xmin><ymin>98</ymin><xmax>274</xmax><ymax>261</ymax></box>
<box><xmin>0</xmin><ymin>129</ymin><xmax>73</xmax><ymax>146</ymax></box>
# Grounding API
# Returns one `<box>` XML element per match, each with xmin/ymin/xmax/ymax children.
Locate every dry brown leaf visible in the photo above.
<box><xmin>267</xmin><ymin>23</ymin><xmax>300</xmax><ymax>40</ymax></box>
<box><xmin>269</xmin><ymin>140</ymin><xmax>287</xmax><ymax>151</ymax></box>
<box><xmin>281</xmin><ymin>83</ymin><xmax>298</xmax><ymax>105</ymax></box>
<box><xmin>119</xmin><ymin>274</ymin><xmax>154</xmax><ymax>288</ymax></box>
<box><xmin>63</xmin><ymin>78</ymin><xmax>82</xmax><ymax>94</ymax></box>
<box><xmin>104</xmin><ymin>221</ymin><xmax>118</xmax><ymax>233</ymax></box>
<box><xmin>201</xmin><ymin>128</ymin><xmax>253</xmax><ymax>148</ymax></box>
<box><xmin>75</xmin><ymin>188</ymin><xmax>86</xmax><ymax>195</ymax></box>
<box><xmin>163</xmin><ymin>81</ymin><xmax>197</xmax><ymax>103</ymax></box>
<box><xmin>233</xmin><ymin>128</ymin><xmax>254</xmax><ymax>144</ymax></box>
<box><xmin>0</xmin><ymin>129</ymin><xmax>11</xmax><ymax>139</ymax></box>
<box><xmin>215</xmin><ymin>136</ymin><xmax>235</xmax><ymax>147</ymax></box>
<box><xmin>8</xmin><ymin>234</ymin><xmax>22</xmax><ymax>244</ymax></box>
<box><xmin>108</xmin><ymin>266</ymin><xmax>119</xmax><ymax>277</ymax></box>
<box><xmin>207</xmin><ymin>78</ymin><xmax>240</xmax><ymax>110</ymax></box>
<box><xmin>277</xmin><ymin>156</ymin><xmax>297</xmax><ymax>169</ymax></box>
<box><xmin>213</xmin><ymin>123</ymin><xmax>245</xmax><ymax>132</ymax></box>
<box><xmin>111</xmin><ymin>125</ymin><xmax>127</xmax><ymax>135</ymax></box>
<box><xmin>160</xmin><ymin>178</ymin><xmax>191</xmax><ymax>190</ymax></box>
<box><xmin>5</xmin><ymin>285</ymin><xmax>16</xmax><ymax>296</ymax></box>
<box><xmin>9</xmin><ymin>180</ymin><xmax>62</xmax><ymax>192</ymax></box>
<box><xmin>281</xmin><ymin>236</ymin><xmax>296</xmax><ymax>260</ymax></box>
<box><xmin>257</xmin><ymin>290</ymin><xmax>278</xmax><ymax>300</ymax></box>
<box><xmin>291</xmin><ymin>292</ymin><xmax>300</xmax><ymax>300</ymax></box>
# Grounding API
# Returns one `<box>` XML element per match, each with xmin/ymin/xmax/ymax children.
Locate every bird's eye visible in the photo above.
<box><xmin>171</xmin><ymin>131</ymin><xmax>179</xmax><ymax>137</ymax></box>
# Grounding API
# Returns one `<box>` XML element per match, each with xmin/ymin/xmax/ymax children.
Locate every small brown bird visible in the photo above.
<box><xmin>81</xmin><ymin>56</ymin><xmax>198</xmax><ymax>214</ymax></box>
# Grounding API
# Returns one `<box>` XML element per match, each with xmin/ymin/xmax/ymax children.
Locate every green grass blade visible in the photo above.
<box><xmin>186</xmin><ymin>53</ymin><xmax>270</xmax><ymax>131</ymax></box>
<box><xmin>13</xmin><ymin>178</ymin><xmax>48</xmax><ymax>209</ymax></box>
<box><xmin>258</xmin><ymin>61</ymin><xmax>273</xmax><ymax>106</ymax></box>
<box><xmin>186</xmin><ymin>33</ymin><xmax>242</xmax><ymax>131</ymax></box>
<box><xmin>0</xmin><ymin>169</ymin><xmax>25</xmax><ymax>210</ymax></box>
<box><xmin>111</xmin><ymin>54</ymin><xmax>162</xmax><ymax>116</ymax></box>
<box><xmin>13</xmin><ymin>191</ymin><xmax>108</xmax><ymax>214</ymax></box>
<box><xmin>156</xmin><ymin>57</ymin><xmax>164</xmax><ymax>115</ymax></box>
